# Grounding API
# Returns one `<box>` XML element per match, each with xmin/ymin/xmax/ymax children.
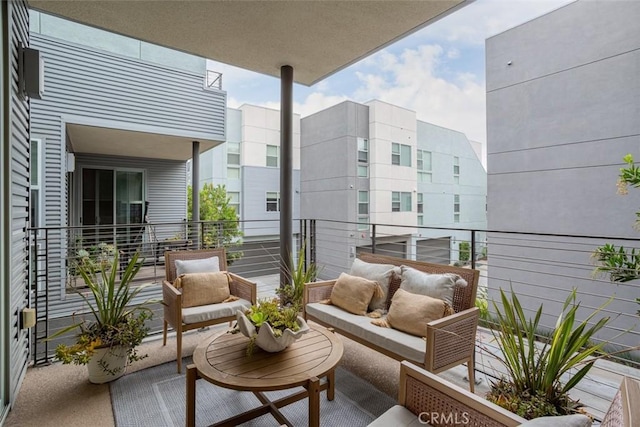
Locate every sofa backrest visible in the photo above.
<box><xmin>358</xmin><ymin>253</ymin><xmax>479</xmax><ymax>314</ymax></box>
<box><xmin>164</xmin><ymin>248</ymin><xmax>227</xmax><ymax>283</ymax></box>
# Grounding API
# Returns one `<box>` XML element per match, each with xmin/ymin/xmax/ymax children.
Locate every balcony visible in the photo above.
<box><xmin>16</xmin><ymin>219</ymin><xmax>640</xmax><ymax>425</ymax></box>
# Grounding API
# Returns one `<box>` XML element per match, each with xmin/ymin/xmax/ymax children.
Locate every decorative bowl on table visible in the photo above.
<box><xmin>236</xmin><ymin>309</ymin><xmax>309</xmax><ymax>353</ymax></box>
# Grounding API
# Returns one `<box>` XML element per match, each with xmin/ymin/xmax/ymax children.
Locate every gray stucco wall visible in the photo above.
<box><xmin>486</xmin><ymin>0</ymin><xmax>640</xmax><ymax>349</ymax></box>
<box><xmin>242</xmin><ymin>166</ymin><xmax>300</xmax><ymax>239</ymax></box>
<box><xmin>301</xmin><ymin>101</ymin><xmax>370</xmax><ymax>275</ymax></box>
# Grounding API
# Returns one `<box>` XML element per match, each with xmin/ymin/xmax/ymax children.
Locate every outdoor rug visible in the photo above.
<box><xmin>110</xmin><ymin>358</ymin><xmax>396</xmax><ymax>426</ymax></box>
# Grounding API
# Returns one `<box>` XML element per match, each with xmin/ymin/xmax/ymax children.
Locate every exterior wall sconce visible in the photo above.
<box><xmin>19</xmin><ymin>44</ymin><xmax>45</xmax><ymax>99</ymax></box>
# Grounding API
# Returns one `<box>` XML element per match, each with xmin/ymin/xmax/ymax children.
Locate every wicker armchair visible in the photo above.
<box><xmin>162</xmin><ymin>248</ymin><xmax>257</xmax><ymax>373</ymax></box>
<box><xmin>371</xmin><ymin>361</ymin><xmax>639</xmax><ymax>427</ymax></box>
<box><xmin>370</xmin><ymin>361</ymin><xmax>526</xmax><ymax>426</ymax></box>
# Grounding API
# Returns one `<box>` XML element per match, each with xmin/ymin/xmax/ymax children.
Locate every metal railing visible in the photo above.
<box><xmin>28</xmin><ymin>218</ymin><xmax>640</xmax><ymax>413</ymax></box>
<box><xmin>205</xmin><ymin>70</ymin><xmax>222</xmax><ymax>90</ymax></box>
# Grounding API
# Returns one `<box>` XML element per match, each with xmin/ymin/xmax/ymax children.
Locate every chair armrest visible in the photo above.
<box><xmin>228</xmin><ymin>272</ymin><xmax>257</xmax><ymax>304</ymax></box>
<box><xmin>398</xmin><ymin>361</ymin><xmax>525</xmax><ymax>426</ymax></box>
<box><xmin>425</xmin><ymin>307</ymin><xmax>479</xmax><ymax>372</ymax></box>
<box><xmin>162</xmin><ymin>280</ymin><xmax>182</xmax><ymax>328</ymax></box>
<box><xmin>303</xmin><ymin>280</ymin><xmax>336</xmax><ymax>320</ymax></box>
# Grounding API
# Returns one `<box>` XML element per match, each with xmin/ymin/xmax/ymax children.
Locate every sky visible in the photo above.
<box><xmin>206</xmin><ymin>0</ymin><xmax>575</xmax><ymax>147</ymax></box>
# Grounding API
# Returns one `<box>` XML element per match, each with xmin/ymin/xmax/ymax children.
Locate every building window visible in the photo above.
<box><xmin>266</xmin><ymin>191</ymin><xmax>280</xmax><ymax>212</ymax></box>
<box><xmin>227</xmin><ymin>142</ymin><xmax>240</xmax><ymax>165</ymax></box>
<box><xmin>358</xmin><ymin>190</ymin><xmax>369</xmax><ymax>230</ymax></box>
<box><xmin>417</xmin><ymin>193</ymin><xmax>424</xmax><ymax>225</ymax></box>
<box><xmin>358</xmin><ymin>191</ymin><xmax>369</xmax><ymax>215</ymax></box>
<box><xmin>228</xmin><ymin>191</ymin><xmax>240</xmax><ymax>215</ymax></box>
<box><xmin>227</xmin><ymin>167</ymin><xmax>240</xmax><ymax>180</ymax></box>
<box><xmin>453</xmin><ymin>156</ymin><xmax>460</xmax><ymax>184</ymax></box>
<box><xmin>266</xmin><ymin>145</ymin><xmax>279</xmax><ymax>167</ymax></box>
<box><xmin>392</xmin><ymin>142</ymin><xmax>411</xmax><ymax>167</ymax></box>
<box><xmin>358</xmin><ymin>138</ymin><xmax>369</xmax><ymax>177</ymax></box>
<box><xmin>454</xmin><ymin>194</ymin><xmax>460</xmax><ymax>223</ymax></box>
<box><xmin>392</xmin><ymin>191</ymin><xmax>412</xmax><ymax>212</ymax></box>
<box><xmin>30</xmin><ymin>138</ymin><xmax>42</xmax><ymax>228</ymax></box>
<box><xmin>417</xmin><ymin>150</ymin><xmax>432</xmax><ymax>183</ymax></box>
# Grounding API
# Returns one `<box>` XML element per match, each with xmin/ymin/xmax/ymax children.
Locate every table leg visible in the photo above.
<box><xmin>186</xmin><ymin>364</ymin><xmax>198</xmax><ymax>427</ymax></box>
<box><xmin>308</xmin><ymin>376</ymin><xmax>320</xmax><ymax>427</ymax></box>
<box><xmin>327</xmin><ymin>369</ymin><xmax>335</xmax><ymax>401</ymax></box>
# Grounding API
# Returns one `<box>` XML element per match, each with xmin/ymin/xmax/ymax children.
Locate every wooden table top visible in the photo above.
<box><xmin>193</xmin><ymin>325</ymin><xmax>344</xmax><ymax>392</ymax></box>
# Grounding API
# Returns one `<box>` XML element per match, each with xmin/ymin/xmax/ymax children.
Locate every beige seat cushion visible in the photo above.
<box><xmin>350</xmin><ymin>258</ymin><xmax>400</xmax><ymax>312</ymax></box>
<box><xmin>518</xmin><ymin>415</ymin><xmax>591</xmax><ymax>426</ymax></box>
<box><xmin>367</xmin><ymin>405</ymin><xmax>424</xmax><ymax>426</ymax></box>
<box><xmin>399</xmin><ymin>265</ymin><xmax>466</xmax><ymax>306</ymax></box>
<box><xmin>384</xmin><ymin>289</ymin><xmax>453</xmax><ymax>337</ymax></box>
<box><xmin>174</xmin><ymin>271</ymin><xmax>230</xmax><ymax>308</ymax></box>
<box><xmin>330</xmin><ymin>272</ymin><xmax>382</xmax><ymax>316</ymax></box>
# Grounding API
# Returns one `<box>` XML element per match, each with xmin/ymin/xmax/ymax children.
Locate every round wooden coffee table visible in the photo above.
<box><xmin>186</xmin><ymin>324</ymin><xmax>343</xmax><ymax>427</ymax></box>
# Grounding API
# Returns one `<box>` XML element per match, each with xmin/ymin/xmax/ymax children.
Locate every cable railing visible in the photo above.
<box><xmin>28</xmin><ymin>218</ymin><xmax>639</xmax><ymax>413</ymax></box>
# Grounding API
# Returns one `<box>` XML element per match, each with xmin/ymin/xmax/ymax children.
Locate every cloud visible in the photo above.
<box><xmin>351</xmin><ymin>45</ymin><xmax>486</xmax><ymax>144</ymax></box>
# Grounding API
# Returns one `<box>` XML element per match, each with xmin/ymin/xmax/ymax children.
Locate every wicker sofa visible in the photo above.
<box><xmin>304</xmin><ymin>253</ymin><xmax>480</xmax><ymax>391</ymax></box>
<box><xmin>370</xmin><ymin>361</ymin><xmax>639</xmax><ymax>427</ymax></box>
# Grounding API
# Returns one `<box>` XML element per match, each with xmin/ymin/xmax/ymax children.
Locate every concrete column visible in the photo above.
<box><xmin>280</xmin><ymin>65</ymin><xmax>293</xmax><ymax>286</ymax></box>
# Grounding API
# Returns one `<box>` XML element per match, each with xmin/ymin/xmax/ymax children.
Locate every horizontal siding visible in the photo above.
<box><xmin>8</xmin><ymin>0</ymin><xmax>30</xmax><ymax>405</ymax></box>
<box><xmin>30</xmin><ymin>34</ymin><xmax>226</xmax><ymax>137</ymax></box>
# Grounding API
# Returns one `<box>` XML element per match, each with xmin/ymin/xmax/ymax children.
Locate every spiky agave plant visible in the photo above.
<box><xmin>486</xmin><ymin>288</ymin><xmax>610</xmax><ymax>419</ymax></box>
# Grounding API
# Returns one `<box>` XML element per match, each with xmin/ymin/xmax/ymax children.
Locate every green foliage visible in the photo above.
<box><xmin>592</xmin><ymin>154</ymin><xmax>640</xmax><ymax>315</ymax></box>
<box><xmin>238</xmin><ymin>298</ymin><xmax>301</xmax><ymax>355</ymax></box>
<box><xmin>486</xmin><ymin>288</ymin><xmax>610</xmax><ymax>419</ymax></box>
<box><xmin>459</xmin><ymin>241</ymin><xmax>471</xmax><ymax>263</ymax></box>
<box><xmin>276</xmin><ymin>244</ymin><xmax>320</xmax><ymax>310</ymax></box>
<box><xmin>187</xmin><ymin>183</ymin><xmax>243</xmax><ymax>263</ymax></box>
<box><xmin>49</xmin><ymin>251</ymin><xmax>156</xmax><ymax>369</ymax></box>
<box><xmin>475</xmin><ymin>287</ymin><xmax>490</xmax><ymax>322</ymax></box>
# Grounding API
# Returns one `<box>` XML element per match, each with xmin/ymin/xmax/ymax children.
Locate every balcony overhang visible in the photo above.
<box><xmin>66</xmin><ymin>123</ymin><xmax>220</xmax><ymax>161</ymax></box>
<box><xmin>28</xmin><ymin>0</ymin><xmax>472</xmax><ymax>86</ymax></box>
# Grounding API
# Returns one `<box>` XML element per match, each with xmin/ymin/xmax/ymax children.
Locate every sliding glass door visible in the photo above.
<box><xmin>81</xmin><ymin>168</ymin><xmax>144</xmax><ymax>247</ymax></box>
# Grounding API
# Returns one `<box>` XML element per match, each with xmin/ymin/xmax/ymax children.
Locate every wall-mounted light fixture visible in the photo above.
<box><xmin>19</xmin><ymin>44</ymin><xmax>45</xmax><ymax>99</ymax></box>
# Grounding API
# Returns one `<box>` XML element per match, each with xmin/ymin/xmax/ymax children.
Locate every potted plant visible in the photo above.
<box><xmin>234</xmin><ymin>298</ymin><xmax>309</xmax><ymax>355</ymax></box>
<box><xmin>276</xmin><ymin>244</ymin><xmax>320</xmax><ymax>310</ymax></box>
<box><xmin>485</xmin><ymin>288</ymin><xmax>610</xmax><ymax>419</ymax></box>
<box><xmin>49</xmin><ymin>250</ymin><xmax>155</xmax><ymax>384</ymax></box>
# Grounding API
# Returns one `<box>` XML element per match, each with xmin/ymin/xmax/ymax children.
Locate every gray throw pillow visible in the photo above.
<box><xmin>399</xmin><ymin>265</ymin><xmax>467</xmax><ymax>306</ymax></box>
<box><xmin>350</xmin><ymin>258</ymin><xmax>400</xmax><ymax>312</ymax></box>
<box><xmin>518</xmin><ymin>414</ymin><xmax>592</xmax><ymax>427</ymax></box>
<box><xmin>175</xmin><ymin>256</ymin><xmax>220</xmax><ymax>277</ymax></box>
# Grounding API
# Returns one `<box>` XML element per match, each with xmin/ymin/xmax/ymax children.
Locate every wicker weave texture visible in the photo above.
<box><xmin>431</xmin><ymin>316</ymin><xmax>478</xmax><ymax>371</ymax></box>
<box><xmin>405</xmin><ymin>376</ymin><xmax>511</xmax><ymax>427</ymax></box>
<box><xmin>359</xmin><ymin>253</ymin><xmax>479</xmax><ymax>314</ymax></box>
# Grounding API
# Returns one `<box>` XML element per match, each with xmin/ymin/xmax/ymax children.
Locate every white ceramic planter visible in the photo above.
<box><xmin>236</xmin><ymin>311</ymin><xmax>310</xmax><ymax>352</ymax></box>
<box><xmin>87</xmin><ymin>345</ymin><xmax>129</xmax><ymax>384</ymax></box>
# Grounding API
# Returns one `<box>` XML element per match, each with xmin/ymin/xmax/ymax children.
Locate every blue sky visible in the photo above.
<box><xmin>207</xmin><ymin>0</ymin><xmax>574</xmax><ymax>146</ymax></box>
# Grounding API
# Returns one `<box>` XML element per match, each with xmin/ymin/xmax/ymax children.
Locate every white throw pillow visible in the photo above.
<box><xmin>175</xmin><ymin>256</ymin><xmax>220</xmax><ymax>277</ymax></box>
<box><xmin>350</xmin><ymin>258</ymin><xmax>400</xmax><ymax>311</ymax></box>
<box><xmin>399</xmin><ymin>265</ymin><xmax>466</xmax><ymax>306</ymax></box>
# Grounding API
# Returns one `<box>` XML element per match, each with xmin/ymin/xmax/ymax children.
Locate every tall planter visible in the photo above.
<box><xmin>87</xmin><ymin>345</ymin><xmax>129</xmax><ymax>384</ymax></box>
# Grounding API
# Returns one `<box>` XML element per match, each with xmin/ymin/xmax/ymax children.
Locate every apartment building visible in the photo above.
<box><xmin>199</xmin><ymin>105</ymin><xmax>301</xmax><ymax>241</ymax></box>
<box><xmin>300</xmin><ymin>100</ymin><xmax>487</xmax><ymax>277</ymax></box>
<box><xmin>486</xmin><ymin>0</ymin><xmax>640</xmax><ymax>348</ymax></box>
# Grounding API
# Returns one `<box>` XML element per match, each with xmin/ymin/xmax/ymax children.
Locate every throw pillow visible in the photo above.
<box><xmin>175</xmin><ymin>256</ymin><xmax>220</xmax><ymax>277</ymax></box>
<box><xmin>381</xmin><ymin>289</ymin><xmax>453</xmax><ymax>337</ymax></box>
<box><xmin>349</xmin><ymin>258</ymin><xmax>400</xmax><ymax>312</ymax></box>
<box><xmin>399</xmin><ymin>265</ymin><xmax>467</xmax><ymax>306</ymax></box>
<box><xmin>175</xmin><ymin>272</ymin><xmax>231</xmax><ymax>308</ymax></box>
<box><xmin>330</xmin><ymin>272</ymin><xmax>383</xmax><ymax>316</ymax></box>
<box><xmin>517</xmin><ymin>414</ymin><xmax>592</xmax><ymax>427</ymax></box>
